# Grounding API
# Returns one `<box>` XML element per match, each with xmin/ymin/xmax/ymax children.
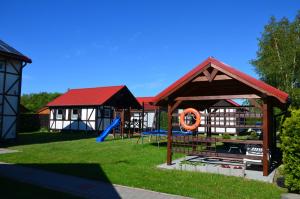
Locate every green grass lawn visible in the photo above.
<box><xmin>0</xmin><ymin>176</ymin><xmax>80</xmax><ymax>199</ymax></box>
<box><xmin>0</xmin><ymin>131</ymin><xmax>285</xmax><ymax>199</ymax></box>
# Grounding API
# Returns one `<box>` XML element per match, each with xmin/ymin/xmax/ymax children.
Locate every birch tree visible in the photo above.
<box><xmin>251</xmin><ymin>12</ymin><xmax>300</xmax><ymax>107</ymax></box>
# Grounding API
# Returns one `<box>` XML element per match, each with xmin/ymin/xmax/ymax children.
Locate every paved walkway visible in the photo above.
<box><xmin>0</xmin><ymin>162</ymin><xmax>191</xmax><ymax>199</ymax></box>
<box><xmin>0</xmin><ymin>148</ymin><xmax>18</xmax><ymax>154</ymax></box>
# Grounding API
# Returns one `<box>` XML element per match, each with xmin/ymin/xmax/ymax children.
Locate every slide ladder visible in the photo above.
<box><xmin>96</xmin><ymin>117</ymin><xmax>121</xmax><ymax>142</ymax></box>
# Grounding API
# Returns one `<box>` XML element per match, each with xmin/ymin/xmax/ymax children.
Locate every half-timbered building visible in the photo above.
<box><xmin>0</xmin><ymin>40</ymin><xmax>31</xmax><ymax>140</ymax></box>
<box><xmin>47</xmin><ymin>85</ymin><xmax>141</xmax><ymax>132</ymax></box>
<box><xmin>130</xmin><ymin>97</ymin><xmax>159</xmax><ymax>132</ymax></box>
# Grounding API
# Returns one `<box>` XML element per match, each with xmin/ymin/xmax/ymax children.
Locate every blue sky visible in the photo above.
<box><xmin>1</xmin><ymin>0</ymin><xmax>299</xmax><ymax>96</ymax></box>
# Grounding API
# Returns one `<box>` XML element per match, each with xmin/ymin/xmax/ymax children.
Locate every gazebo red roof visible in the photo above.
<box><xmin>154</xmin><ymin>57</ymin><xmax>289</xmax><ymax>105</ymax></box>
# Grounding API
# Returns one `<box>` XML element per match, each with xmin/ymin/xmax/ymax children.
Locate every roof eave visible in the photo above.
<box><xmin>0</xmin><ymin>51</ymin><xmax>32</xmax><ymax>63</ymax></box>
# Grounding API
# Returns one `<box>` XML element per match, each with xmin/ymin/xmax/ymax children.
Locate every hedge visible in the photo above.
<box><xmin>281</xmin><ymin>109</ymin><xmax>300</xmax><ymax>193</ymax></box>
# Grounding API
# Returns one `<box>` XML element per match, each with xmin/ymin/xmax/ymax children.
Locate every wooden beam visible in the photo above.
<box><xmin>170</xmin><ymin>100</ymin><xmax>182</xmax><ymax>113</ymax></box>
<box><xmin>214</xmin><ymin>74</ymin><xmax>232</xmax><ymax>80</ymax></box>
<box><xmin>167</xmin><ymin>103</ymin><xmax>173</xmax><ymax>165</ymax></box>
<box><xmin>262</xmin><ymin>99</ymin><xmax>271</xmax><ymax>176</ymax></box>
<box><xmin>192</xmin><ymin>75</ymin><xmax>208</xmax><ymax>82</ymax></box>
<box><xmin>193</xmin><ymin>74</ymin><xmax>232</xmax><ymax>82</ymax></box>
<box><xmin>202</xmin><ymin>69</ymin><xmax>219</xmax><ymax>82</ymax></box>
<box><xmin>209</xmin><ymin>68</ymin><xmax>219</xmax><ymax>82</ymax></box>
<box><xmin>175</xmin><ymin>94</ymin><xmax>261</xmax><ymax>101</ymax></box>
<box><xmin>211</xmin><ymin>63</ymin><xmax>286</xmax><ymax>104</ymax></box>
<box><xmin>203</xmin><ymin>70</ymin><xmax>211</xmax><ymax>81</ymax></box>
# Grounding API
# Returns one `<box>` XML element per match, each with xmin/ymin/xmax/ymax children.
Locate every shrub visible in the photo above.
<box><xmin>222</xmin><ymin>133</ymin><xmax>231</xmax><ymax>139</ymax></box>
<box><xmin>281</xmin><ymin>109</ymin><xmax>300</xmax><ymax>193</ymax></box>
<box><xmin>247</xmin><ymin>131</ymin><xmax>259</xmax><ymax>140</ymax></box>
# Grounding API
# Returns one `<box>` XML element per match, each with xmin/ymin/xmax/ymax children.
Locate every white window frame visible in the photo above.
<box><xmin>56</xmin><ymin>109</ymin><xmax>63</xmax><ymax>120</ymax></box>
<box><xmin>71</xmin><ymin>109</ymin><xmax>80</xmax><ymax>120</ymax></box>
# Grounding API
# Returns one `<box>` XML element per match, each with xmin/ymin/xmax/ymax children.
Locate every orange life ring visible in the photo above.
<box><xmin>179</xmin><ymin>108</ymin><xmax>201</xmax><ymax>131</ymax></box>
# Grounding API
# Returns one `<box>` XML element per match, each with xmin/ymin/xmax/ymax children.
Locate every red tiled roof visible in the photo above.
<box><xmin>136</xmin><ymin>97</ymin><xmax>158</xmax><ymax>110</ymax></box>
<box><xmin>154</xmin><ymin>57</ymin><xmax>289</xmax><ymax>104</ymax></box>
<box><xmin>47</xmin><ymin>85</ymin><xmax>125</xmax><ymax>107</ymax></box>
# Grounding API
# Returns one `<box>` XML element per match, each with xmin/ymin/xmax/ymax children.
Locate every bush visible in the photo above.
<box><xmin>281</xmin><ymin>109</ymin><xmax>300</xmax><ymax>193</ymax></box>
<box><xmin>222</xmin><ymin>133</ymin><xmax>231</xmax><ymax>139</ymax></box>
<box><xmin>247</xmin><ymin>131</ymin><xmax>259</xmax><ymax>140</ymax></box>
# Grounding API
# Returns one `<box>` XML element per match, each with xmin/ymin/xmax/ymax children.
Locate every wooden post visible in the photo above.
<box><xmin>262</xmin><ymin>98</ymin><xmax>272</xmax><ymax>176</ymax></box>
<box><xmin>158</xmin><ymin>107</ymin><xmax>161</xmax><ymax>131</ymax></box>
<box><xmin>121</xmin><ymin>109</ymin><xmax>124</xmax><ymax>139</ymax></box>
<box><xmin>128</xmin><ymin>107</ymin><xmax>131</xmax><ymax>138</ymax></box>
<box><xmin>141</xmin><ymin>102</ymin><xmax>144</xmax><ymax>132</ymax></box>
<box><xmin>113</xmin><ymin>109</ymin><xmax>116</xmax><ymax>138</ymax></box>
<box><xmin>207</xmin><ymin>109</ymin><xmax>211</xmax><ymax>137</ymax></box>
<box><xmin>167</xmin><ymin>103</ymin><xmax>173</xmax><ymax>165</ymax></box>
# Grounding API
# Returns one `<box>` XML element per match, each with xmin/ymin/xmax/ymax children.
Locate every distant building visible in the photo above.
<box><xmin>196</xmin><ymin>99</ymin><xmax>241</xmax><ymax>134</ymax></box>
<box><xmin>0</xmin><ymin>40</ymin><xmax>31</xmax><ymax>140</ymax></box>
<box><xmin>131</xmin><ymin>97</ymin><xmax>159</xmax><ymax>132</ymax></box>
<box><xmin>37</xmin><ymin>107</ymin><xmax>50</xmax><ymax>115</ymax></box>
<box><xmin>47</xmin><ymin>85</ymin><xmax>141</xmax><ymax>132</ymax></box>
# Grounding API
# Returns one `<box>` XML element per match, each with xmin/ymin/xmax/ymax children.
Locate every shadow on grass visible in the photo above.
<box><xmin>1</xmin><ymin>131</ymin><xmax>98</xmax><ymax>147</ymax></box>
<box><xmin>149</xmin><ymin>141</ymin><xmax>168</xmax><ymax>148</ymax></box>
<box><xmin>0</xmin><ymin>163</ymin><xmax>121</xmax><ymax>199</ymax></box>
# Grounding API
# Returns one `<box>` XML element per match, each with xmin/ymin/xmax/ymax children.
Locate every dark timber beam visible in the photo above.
<box><xmin>167</xmin><ymin>100</ymin><xmax>182</xmax><ymax>165</ymax></box>
<box><xmin>209</xmin><ymin>68</ymin><xmax>219</xmax><ymax>82</ymax></box>
<box><xmin>203</xmin><ymin>70</ymin><xmax>211</xmax><ymax>81</ymax></box>
<box><xmin>170</xmin><ymin>100</ymin><xmax>182</xmax><ymax>113</ymax></box>
<box><xmin>175</xmin><ymin>94</ymin><xmax>261</xmax><ymax>101</ymax></box>
<box><xmin>202</xmin><ymin>68</ymin><xmax>219</xmax><ymax>82</ymax></box>
<box><xmin>262</xmin><ymin>98</ymin><xmax>272</xmax><ymax>176</ymax></box>
<box><xmin>193</xmin><ymin>74</ymin><xmax>232</xmax><ymax>82</ymax></box>
<box><xmin>167</xmin><ymin>103</ymin><xmax>175</xmax><ymax>165</ymax></box>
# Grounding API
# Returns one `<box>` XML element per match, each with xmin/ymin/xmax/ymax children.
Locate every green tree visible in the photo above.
<box><xmin>251</xmin><ymin>12</ymin><xmax>300</xmax><ymax>107</ymax></box>
<box><xmin>21</xmin><ymin>92</ymin><xmax>61</xmax><ymax>113</ymax></box>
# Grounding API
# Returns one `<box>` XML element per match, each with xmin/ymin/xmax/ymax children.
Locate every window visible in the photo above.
<box><xmin>56</xmin><ymin>109</ymin><xmax>63</xmax><ymax>119</ymax></box>
<box><xmin>71</xmin><ymin>109</ymin><xmax>80</xmax><ymax>120</ymax></box>
<box><xmin>104</xmin><ymin>109</ymin><xmax>111</xmax><ymax>118</ymax></box>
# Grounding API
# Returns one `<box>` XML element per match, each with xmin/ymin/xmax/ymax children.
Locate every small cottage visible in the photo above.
<box><xmin>47</xmin><ymin>85</ymin><xmax>141</xmax><ymax>132</ymax></box>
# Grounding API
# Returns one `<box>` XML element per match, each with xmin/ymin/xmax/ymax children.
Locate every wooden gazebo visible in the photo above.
<box><xmin>154</xmin><ymin>57</ymin><xmax>289</xmax><ymax>176</ymax></box>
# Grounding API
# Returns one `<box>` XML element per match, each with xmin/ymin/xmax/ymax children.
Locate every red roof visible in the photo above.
<box><xmin>225</xmin><ymin>99</ymin><xmax>240</xmax><ymax>107</ymax></box>
<box><xmin>154</xmin><ymin>57</ymin><xmax>289</xmax><ymax>104</ymax></box>
<box><xmin>47</xmin><ymin>86</ymin><xmax>125</xmax><ymax>107</ymax></box>
<box><xmin>136</xmin><ymin>97</ymin><xmax>158</xmax><ymax>110</ymax></box>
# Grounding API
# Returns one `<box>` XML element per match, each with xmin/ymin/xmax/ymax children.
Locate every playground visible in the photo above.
<box><xmin>0</xmin><ymin>131</ymin><xmax>284</xmax><ymax>199</ymax></box>
<box><xmin>0</xmin><ymin>57</ymin><xmax>290</xmax><ymax>198</ymax></box>
<box><xmin>41</xmin><ymin>57</ymin><xmax>290</xmax><ymax>181</ymax></box>
<box><xmin>87</xmin><ymin>57</ymin><xmax>288</xmax><ymax>181</ymax></box>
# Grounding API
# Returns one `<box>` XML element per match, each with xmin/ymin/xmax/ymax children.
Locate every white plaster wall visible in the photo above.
<box><xmin>49</xmin><ymin>107</ymin><xmax>97</xmax><ymax>131</ymax></box>
<box><xmin>146</xmin><ymin>112</ymin><xmax>155</xmax><ymax>128</ymax></box>
<box><xmin>130</xmin><ymin>111</ymin><xmax>156</xmax><ymax>129</ymax></box>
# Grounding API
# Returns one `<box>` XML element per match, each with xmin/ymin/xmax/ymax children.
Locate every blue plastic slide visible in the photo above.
<box><xmin>96</xmin><ymin>117</ymin><xmax>121</xmax><ymax>142</ymax></box>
